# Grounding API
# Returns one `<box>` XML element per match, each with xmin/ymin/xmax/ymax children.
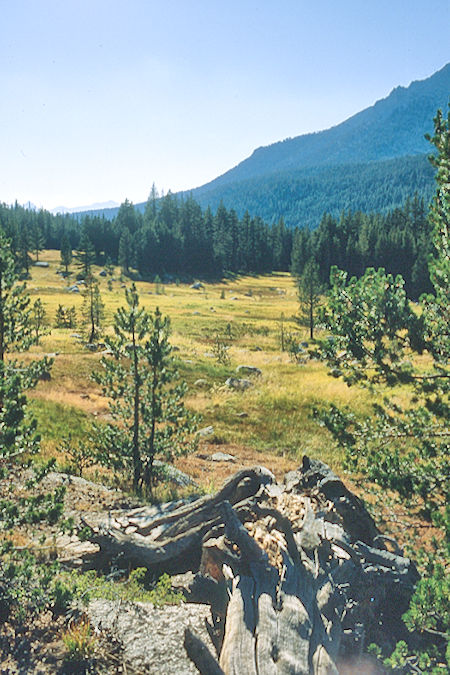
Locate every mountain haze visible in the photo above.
<box><xmin>184</xmin><ymin>63</ymin><xmax>449</xmax><ymax>226</ymax></box>
<box><xmin>78</xmin><ymin>64</ymin><xmax>449</xmax><ymax>227</ymax></box>
<box><xmin>50</xmin><ymin>200</ymin><xmax>119</xmax><ymax>215</ymax></box>
<box><xmin>197</xmin><ymin>63</ymin><xmax>450</xmax><ymax>185</ymax></box>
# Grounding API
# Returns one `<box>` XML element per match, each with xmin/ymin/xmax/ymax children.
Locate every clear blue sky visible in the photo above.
<box><xmin>1</xmin><ymin>0</ymin><xmax>449</xmax><ymax>211</ymax></box>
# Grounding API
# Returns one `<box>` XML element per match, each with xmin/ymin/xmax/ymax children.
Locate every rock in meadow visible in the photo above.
<box><xmin>225</xmin><ymin>377</ymin><xmax>253</xmax><ymax>391</ymax></box>
<box><xmin>236</xmin><ymin>365</ymin><xmax>262</xmax><ymax>377</ymax></box>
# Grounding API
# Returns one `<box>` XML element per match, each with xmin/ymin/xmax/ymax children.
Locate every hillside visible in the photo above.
<box><xmin>196</xmin><ymin>63</ymin><xmax>450</xmax><ymax>184</ymax></box>
<box><xmin>185</xmin><ymin>63</ymin><xmax>449</xmax><ymax>226</ymax></box>
<box><xmin>188</xmin><ymin>154</ymin><xmax>435</xmax><ymax>228</ymax></box>
<box><xmin>75</xmin><ymin>63</ymin><xmax>449</xmax><ymax>227</ymax></box>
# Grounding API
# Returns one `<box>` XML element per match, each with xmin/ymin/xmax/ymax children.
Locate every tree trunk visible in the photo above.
<box><xmin>132</xmin><ymin>325</ymin><xmax>141</xmax><ymax>491</ymax></box>
<box><xmin>81</xmin><ymin>458</ymin><xmax>419</xmax><ymax>674</ymax></box>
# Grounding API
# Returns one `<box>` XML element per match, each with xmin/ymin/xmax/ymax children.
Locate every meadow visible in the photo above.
<box><xmin>25</xmin><ymin>250</ymin><xmax>371</xmax><ymax>490</ymax></box>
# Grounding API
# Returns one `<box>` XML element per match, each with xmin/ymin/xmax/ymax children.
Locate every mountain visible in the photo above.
<box><xmin>183</xmin><ymin>63</ymin><xmax>449</xmax><ymax>227</ymax></box>
<box><xmin>198</xmin><ymin>63</ymin><xmax>450</xmax><ymax>184</ymax></box>
<box><xmin>51</xmin><ymin>200</ymin><xmax>119</xmax><ymax>215</ymax></box>
<box><xmin>76</xmin><ymin>64</ymin><xmax>449</xmax><ymax>227</ymax></box>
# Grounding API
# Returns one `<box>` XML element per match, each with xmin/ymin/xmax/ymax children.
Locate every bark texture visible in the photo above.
<box><xmin>82</xmin><ymin>457</ymin><xmax>419</xmax><ymax>674</ymax></box>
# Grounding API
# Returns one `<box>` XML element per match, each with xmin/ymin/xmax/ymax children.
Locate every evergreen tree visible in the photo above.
<box><xmin>115</xmin><ymin>199</ymin><xmax>140</xmax><ymax>234</ymax></box>
<box><xmin>297</xmin><ymin>257</ymin><xmax>324</xmax><ymax>339</ymax></box>
<box><xmin>31</xmin><ymin>298</ymin><xmax>48</xmax><ymax>343</ymax></box>
<box><xmin>0</xmin><ymin>228</ymin><xmax>51</xmax><ymax>455</ymax></box>
<box><xmin>290</xmin><ymin>227</ymin><xmax>312</xmax><ymax>277</ymax></box>
<box><xmin>213</xmin><ymin>202</ymin><xmax>232</xmax><ymax>272</ymax></box>
<box><xmin>30</xmin><ymin>222</ymin><xmax>44</xmax><ymax>261</ymax></box>
<box><xmin>92</xmin><ymin>284</ymin><xmax>198</xmax><ymax>493</ymax></box>
<box><xmin>55</xmin><ymin>304</ymin><xmax>66</xmax><ymax>329</ymax></box>
<box><xmin>145</xmin><ymin>183</ymin><xmax>159</xmax><ymax>221</ymax></box>
<box><xmin>0</xmin><ymin>229</ymin><xmax>64</xmax><ymax>632</ymax></box>
<box><xmin>82</xmin><ymin>278</ymin><xmax>104</xmax><ymax>343</ymax></box>
<box><xmin>316</xmin><ymin>108</ymin><xmax>449</xmax><ymax>670</ymax></box>
<box><xmin>118</xmin><ymin>228</ymin><xmax>133</xmax><ymax>275</ymax></box>
<box><xmin>60</xmin><ymin>233</ymin><xmax>72</xmax><ymax>275</ymax></box>
<box><xmin>273</xmin><ymin>217</ymin><xmax>291</xmax><ymax>271</ymax></box>
<box><xmin>17</xmin><ymin>225</ymin><xmax>31</xmax><ymax>276</ymax></box>
<box><xmin>66</xmin><ymin>305</ymin><xmax>77</xmax><ymax>329</ymax></box>
<box><xmin>75</xmin><ymin>229</ymin><xmax>96</xmax><ymax>278</ymax></box>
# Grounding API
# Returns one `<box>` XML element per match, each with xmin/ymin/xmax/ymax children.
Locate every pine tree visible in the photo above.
<box><xmin>82</xmin><ymin>278</ymin><xmax>104</xmax><ymax>343</ymax></box>
<box><xmin>297</xmin><ymin>257</ymin><xmax>324</xmax><ymax>339</ymax></box>
<box><xmin>316</xmin><ymin>108</ymin><xmax>449</xmax><ymax>670</ymax></box>
<box><xmin>30</xmin><ymin>222</ymin><xmax>44</xmax><ymax>261</ymax></box>
<box><xmin>0</xmin><ymin>229</ymin><xmax>65</xmax><ymax>631</ymax></box>
<box><xmin>75</xmin><ymin>229</ymin><xmax>96</xmax><ymax>279</ymax></box>
<box><xmin>66</xmin><ymin>305</ymin><xmax>77</xmax><ymax>329</ymax></box>
<box><xmin>55</xmin><ymin>304</ymin><xmax>66</xmax><ymax>328</ymax></box>
<box><xmin>145</xmin><ymin>183</ymin><xmax>159</xmax><ymax>221</ymax></box>
<box><xmin>92</xmin><ymin>284</ymin><xmax>198</xmax><ymax>493</ymax></box>
<box><xmin>31</xmin><ymin>298</ymin><xmax>48</xmax><ymax>343</ymax></box>
<box><xmin>0</xmin><ymin>228</ymin><xmax>51</xmax><ymax>456</ymax></box>
<box><xmin>118</xmin><ymin>228</ymin><xmax>133</xmax><ymax>275</ymax></box>
<box><xmin>60</xmin><ymin>233</ymin><xmax>72</xmax><ymax>275</ymax></box>
<box><xmin>115</xmin><ymin>199</ymin><xmax>140</xmax><ymax>233</ymax></box>
<box><xmin>17</xmin><ymin>225</ymin><xmax>31</xmax><ymax>277</ymax></box>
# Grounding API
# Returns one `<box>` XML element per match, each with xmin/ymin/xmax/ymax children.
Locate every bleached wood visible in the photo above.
<box><xmin>82</xmin><ymin>458</ymin><xmax>419</xmax><ymax>674</ymax></box>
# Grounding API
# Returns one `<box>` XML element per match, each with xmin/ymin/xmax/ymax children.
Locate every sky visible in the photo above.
<box><xmin>1</xmin><ymin>0</ymin><xmax>449</xmax><ymax>211</ymax></box>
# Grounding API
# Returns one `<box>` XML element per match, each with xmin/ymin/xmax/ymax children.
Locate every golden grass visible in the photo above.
<box><xmin>21</xmin><ymin>252</ymin><xmax>370</xmax><ymax>484</ymax></box>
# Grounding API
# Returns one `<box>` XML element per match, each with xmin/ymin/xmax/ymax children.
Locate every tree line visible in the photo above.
<box><xmin>0</xmin><ymin>188</ymin><xmax>435</xmax><ymax>298</ymax></box>
<box><xmin>190</xmin><ymin>153</ymin><xmax>435</xmax><ymax>229</ymax></box>
<box><xmin>291</xmin><ymin>194</ymin><xmax>433</xmax><ymax>299</ymax></box>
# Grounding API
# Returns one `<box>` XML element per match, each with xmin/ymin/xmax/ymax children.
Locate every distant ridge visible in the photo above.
<box><xmin>76</xmin><ymin>63</ymin><xmax>449</xmax><ymax>227</ymax></box>
<box><xmin>51</xmin><ymin>200</ymin><xmax>119</xmax><ymax>215</ymax></box>
<box><xmin>195</xmin><ymin>63</ymin><xmax>450</xmax><ymax>187</ymax></box>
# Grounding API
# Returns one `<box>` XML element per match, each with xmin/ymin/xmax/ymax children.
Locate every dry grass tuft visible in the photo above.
<box><xmin>21</xmin><ymin>253</ymin><xmax>372</xmax><ymax>487</ymax></box>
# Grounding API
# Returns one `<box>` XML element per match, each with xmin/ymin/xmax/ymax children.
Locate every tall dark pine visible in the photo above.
<box><xmin>30</xmin><ymin>222</ymin><xmax>44</xmax><ymax>261</ymax></box>
<box><xmin>115</xmin><ymin>199</ymin><xmax>140</xmax><ymax>234</ymax></box>
<box><xmin>118</xmin><ymin>229</ymin><xmax>133</xmax><ymax>275</ymax></box>
<box><xmin>75</xmin><ymin>229</ymin><xmax>96</xmax><ymax>278</ymax></box>
<box><xmin>82</xmin><ymin>278</ymin><xmax>104</xmax><ymax>343</ymax></box>
<box><xmin>0</xmin><ymin>228</ymin><xmax>51</xmax><ymax>455</ymax></box>
<box><xmin>60</xmin><ymin>233</ymin><xmax>73</xmax><ymax>275</ymax></box>
<box><xmin>92</xmin><ymin>284</ymin><xmax>198</xmax><ymax>494</ymax></box>
<box><xmin>297</xmin><ymin>257</ymin><xmax>324</xmax><ymax>339</ymax></box>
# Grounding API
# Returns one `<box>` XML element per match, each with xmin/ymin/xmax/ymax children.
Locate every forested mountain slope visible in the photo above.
<box><xmin>188</xmin><ymin>154</ymin><xmax>435</xmax><ymax>228</ymax></box>
<box><xmin>197</xmin><ymin>63</ymin><xmax>450</xmax><ymax>183</ymax></box>
<box><xmin>75</xmin><ymin>64</ymin><xmax>449</xmax><ymax>228</ymax></box>
<box><xmin>184</xmin><ymin>63</ymin><xmax>449</xmax><ymax>226</ymax></box>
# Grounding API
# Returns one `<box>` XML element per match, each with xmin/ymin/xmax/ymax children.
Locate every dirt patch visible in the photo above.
<box><xmin>176</xmin><ymin>440</ymin><xmax>297</xmax><ymax>488</ymax></box>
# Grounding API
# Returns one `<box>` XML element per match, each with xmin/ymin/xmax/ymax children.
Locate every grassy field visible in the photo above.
<box><xmin>23</xmin><ymin>250</ymin><xmax>371</xmax><ymax>488</ymax></box>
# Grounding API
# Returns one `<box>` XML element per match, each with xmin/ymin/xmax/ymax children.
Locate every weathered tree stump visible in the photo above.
<box><xmin>82</xmin><ymin>457</ymin><xmax>419</xmax><ymax>674</ymax></box>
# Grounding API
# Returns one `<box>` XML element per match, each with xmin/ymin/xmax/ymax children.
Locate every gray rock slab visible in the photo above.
<box><xmin>88</xmin><ymin>599</ymin><xmax>213</xmax><ymax>674</ymax></box>
<box><xmin>153</xmin><ymin>461</ymin><xmax>198</xmax><ymax>487</ymax></box>
<box><xmin>197</xmin><ymin>425</ymin><xmax>214</xmax><ymax>437</ymax></box>
<box><xmin>210</xmin><ymin>452</ymin><xmax>236</xmax><ymax>462</ymax></box>
<box><xmin>236</xmin><ymin>365</ymin><xmax>262</xmax><ymax>377</ymax></box>
<box><xmin>225</xmin><ymin>377</ymin><xmax>253</xmax><ymax>391</ymax></box>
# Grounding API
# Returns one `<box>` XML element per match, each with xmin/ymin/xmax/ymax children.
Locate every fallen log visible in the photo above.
<box><xmin>81</xmin><ymin>457</ymin><xmax>419</xmax><ymax>674</ymax></box>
